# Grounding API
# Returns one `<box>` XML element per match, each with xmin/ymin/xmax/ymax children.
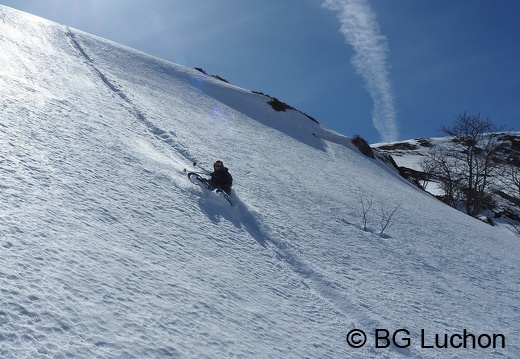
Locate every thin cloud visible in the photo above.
<box><xmin>323</xmin><ymin>0</ymin><xmax>398</xmax><ymax>142</ymax></box>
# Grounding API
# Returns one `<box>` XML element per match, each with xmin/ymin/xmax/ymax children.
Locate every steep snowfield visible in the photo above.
<box><xmin>1</xmin><ymin>6</ymin><xmax>519</xmax><ymax>358</ymax></box>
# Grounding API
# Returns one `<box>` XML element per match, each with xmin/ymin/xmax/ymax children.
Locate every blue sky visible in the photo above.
<box><xmin>3</xmin><ymin>0</ymin><xmax>520</xmax><ymax>143</ymax></box>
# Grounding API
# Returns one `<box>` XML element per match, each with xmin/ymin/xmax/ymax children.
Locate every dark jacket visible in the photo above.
<box><xmin>209</xmin><ymin>167</ymin><xmax>233</xmax><ymax>194</ymax></box>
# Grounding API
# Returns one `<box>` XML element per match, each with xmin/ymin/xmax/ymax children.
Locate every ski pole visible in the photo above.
<box><xmin>183</xmin><ymin>169</ymin><xmax>208</xmax><ymax>175</ymax></box>
<box><xmin>192</xmin><ymin>162</ymin><xmax>211</xmax><ymax>174</ymax></box>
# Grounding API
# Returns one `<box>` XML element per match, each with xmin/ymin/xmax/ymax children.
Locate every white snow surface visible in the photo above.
<box><xmin>1</xmin><ymin>6</ymin><xmax>519</xmax><ymax>358</ymax></box>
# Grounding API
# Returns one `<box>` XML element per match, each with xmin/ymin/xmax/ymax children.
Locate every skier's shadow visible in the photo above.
<box><xmin>197</xmin><ymin>195</ymin><xmax>268</xmax><ymax>248</ymax></box>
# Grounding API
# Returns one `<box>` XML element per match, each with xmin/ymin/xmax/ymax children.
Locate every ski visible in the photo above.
<box><xmin>187</xmin><ymin>172</ymin><xmax>233</xmax><ymax>206</ymax></box>
<box><xmin>187</xmin><ymin>172</ymin><xmax>212</xmax><ymax>190</ymax></box>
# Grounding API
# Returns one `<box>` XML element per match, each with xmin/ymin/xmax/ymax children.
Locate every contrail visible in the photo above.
<box><xmin>323</xmin><ymin>0</ymin><xmax>398</xmax><ymax>142</ymax></box>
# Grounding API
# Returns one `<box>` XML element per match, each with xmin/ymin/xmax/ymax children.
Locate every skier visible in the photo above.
<box><xmin>208</xmin><ymin>160</ymin><xmax>233</xmax><ymax>194</ymax></box>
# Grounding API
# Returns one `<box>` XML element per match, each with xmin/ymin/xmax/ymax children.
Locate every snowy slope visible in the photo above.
<box><xmin>1</xmin><ymin>5</ymin><xmax>519</xmax><ymax>358</ymax></box>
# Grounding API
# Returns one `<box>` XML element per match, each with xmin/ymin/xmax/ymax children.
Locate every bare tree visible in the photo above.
<box><xmin>379</xmin><ymin>202</ymin><xmax>401</xmax><ymax>236</ymax></box>
<box><xmin>420</xmin><ymin>147</ymin><xmax>462</xmax><ymax>207</ymax></box>
<box><xmin>359</xmin><ymin>191</ymin><xmax>373</xmax><ymax>231</ymax></box>
<box><xmin>358</xmin><ymin>191</ymin><xmax>401</xmax><ymax>236</ymax></box>
<box><xmin>438</xmin><ymin>112</ymin><xmax>504</xmax><ymax>217</ymax></box>
<box><xmin>508</xmin><ymin>163</ymin><xmax>520</xmax><ymax>200</ymax></box>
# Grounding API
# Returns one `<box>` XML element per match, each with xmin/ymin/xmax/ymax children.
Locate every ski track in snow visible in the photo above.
<box><xmin>66</xmin><ymin>27</ymin><xmax>197</xmax><ymax>169</ymax></box>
